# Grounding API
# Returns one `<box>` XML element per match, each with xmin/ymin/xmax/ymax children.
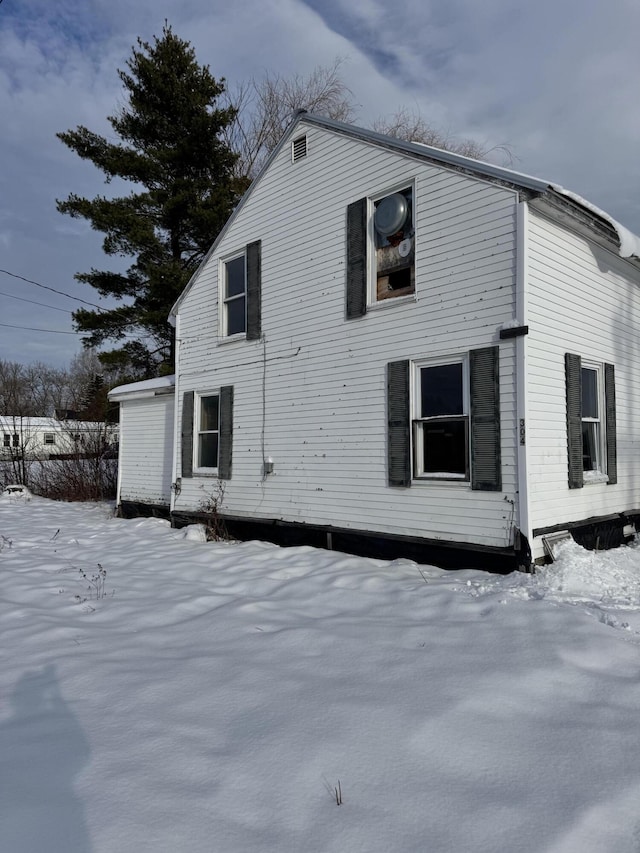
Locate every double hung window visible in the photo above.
<box><xmin>581</xmin><ymin>364</ymin><xmax>603</xmax><ymax>474</ymax></box>
<box><xmin>413</xmin><ymin>360</ymin><xmax>469</xmax><ymax>480</ymax></box>
<box><xmin>222</xmin><ymin>254</ymin><xmax>246</xmax><ymax>337</ymax></box>
<box><xmin>565</xmin><ymin>353</ymin><xmax>616</xmax><ymax>488</ymax></box>
<box><xmin>387</xmin><ymin>347</ymin><xmax>501</xmax><ymax>491</ymax></box>
<box><xmin>181</xmin><ymin>387</ymin><xmax>234</xmax><ymax>481</ymax></box>
<box><xmin>196</xmin><ymin>394</ymin><xmax>220</xmax><ymax>471</ymax></box>
<box><xmin>219</xmin><ymin>241</ymin><xmax>262</xmax><ymax>341</ymax></box>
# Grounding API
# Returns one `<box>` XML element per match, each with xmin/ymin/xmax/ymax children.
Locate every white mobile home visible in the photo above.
<box><xmin>0</xmin><ymin>416</ymin><xmax>116</xmax><ymax>461</ymax></box>
<box><xmin>111</xmin><ymin>114</ymin><xmax>640</xmax><ymax>570</ymax></box>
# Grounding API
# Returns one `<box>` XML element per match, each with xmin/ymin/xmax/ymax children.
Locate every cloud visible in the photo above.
<box><xmin>0</xmin><ymin>0</ymin><xmax>638</xmax><ymax>367</ymax></box>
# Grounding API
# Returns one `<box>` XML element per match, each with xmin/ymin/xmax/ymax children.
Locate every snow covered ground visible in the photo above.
<box><xmin>3</xmin><ymin>495</ymin><xmax>640</xmax><ymax>853</ymax></box>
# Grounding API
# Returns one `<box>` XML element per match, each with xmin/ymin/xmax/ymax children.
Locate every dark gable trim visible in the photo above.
<box><xmin>246</xmin><ymin>240</ymin><xmax>262</xmax><ymax>340</ymax></box>
<box><xmin>387</xmin><ymin>360</ymin><xmax>411</xmax><ymax>487</ymax></box>
<box><xmin>181</xmin><ymin>391</ymin><xmax>194</xmax><ymax>478</ymax></box>
<box><xmin>346</xmin><ymin>198</ymin><xmax>367</xmax><ymax>319</ymax></box>
<box><xmin>470</xmin><ymin>346</ymin><xmax>501</xmax><ymax>491</ymax></box>
<box><xmin>565</xmin><ymin>353</ymin><xmax>583</xmax><ymax>489</ymax></box>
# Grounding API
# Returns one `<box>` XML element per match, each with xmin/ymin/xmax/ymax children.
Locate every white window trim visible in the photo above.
<box><xmin>411</xmin><ymin>354</ymin><xmax>470</xmax><ymax>482</ymax></box>
<box><xmin>367</xmin><ymin>179</ymin><xmax>416</xmax><ymax>307</ymax></box>
<box><xmin>581</xmin><ymin>360</ymin><xmax>607</xmax><ymax>481</ymax></box>
<box><xmin>43</xmin><ymin>433</ymin><xmax>56</xmax><ymax>445</ymax></box>
<box><xmin>193</xmin><ymin>390</ymin><xmax>220</xmax><ymax>474</ymax></box>
<box><xmin>219</xmin><ymin>250</ymin><xmax>247</xmax><ymax>339</ymax></box>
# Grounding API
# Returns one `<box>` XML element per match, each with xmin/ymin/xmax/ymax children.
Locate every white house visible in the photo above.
<box><xmin>110</xmin><ymin>113</ymin><xmax>640</xmax><ymax>570</ymax></box>
<box><xmin>0</xmin><ymin>416</ymin><xmax>116</xmax><ymax>461</ymax></box>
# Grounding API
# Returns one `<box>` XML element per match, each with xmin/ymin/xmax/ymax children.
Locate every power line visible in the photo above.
<box><xmin>0</xmin><ymin>322</ymin><xmax>79</xmax><ymax>335</ymax></box>
<box><xmin>0</xmin><ymin>268</ymin><xmax>106</xmax><ymax>311</ymax></box>
<box><xmin>0</xmin><ymin>289</ymin><xmax>72</xmax><ymax>314</ymax></box>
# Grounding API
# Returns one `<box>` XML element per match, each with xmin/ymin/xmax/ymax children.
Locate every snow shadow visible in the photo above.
<box><xmin>0</xmin><ymin>664</ymin><xmax>92</xmax><ymax>853</ymax></box>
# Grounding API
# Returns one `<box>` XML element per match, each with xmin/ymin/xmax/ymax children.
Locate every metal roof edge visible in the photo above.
<box><xmin>297</xmin><ymin>113</ymin><xmax>550</xmax><ymax>193</ymax></box>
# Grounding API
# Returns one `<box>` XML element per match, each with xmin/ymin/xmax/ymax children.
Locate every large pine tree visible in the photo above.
<box><xmin>57</xmin><ymin>25</ymin><xmax>244</xmax><ymax>377</ymax></box>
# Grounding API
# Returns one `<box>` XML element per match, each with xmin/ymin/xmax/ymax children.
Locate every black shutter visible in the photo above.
<box><xmin>181</xmin><ymin>391</ymin><xmax>194</xmax><ymax>479</ymax></box>
<box><xmin>470</xmin><ymin>346</ymin><xmax>501</xmax><ymax>491</ymax></box>
<box><xmin>387</xmin><ymin>360</ymin><xmax>411</xmax><ymax>487</ymax></box>
<box><xmin>565</xmin><ymin>353</ymin><xmax>583</xmax><ymax>489</ymax></box>
<box><xmin>605</xmin><ymin>363</ymin><xmax>617</xmax><ymax>485</ymax></box>
<box><xmin>218</xmin><ymin>385</ymin><xmax>234</xmax><ymax>480</ymax></box>
<box><xmin>246</xmin><ymin>240</ymin><xmax>262</xmax><ymax>340</ymax></box>
<box><xmin>346</xmin><ymin>198</ymin><xmax>367</xmax><ymax>319</ymax></box>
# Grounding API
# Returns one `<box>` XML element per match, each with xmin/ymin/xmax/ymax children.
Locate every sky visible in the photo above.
<box><xmin>6</xmin><ymin>492</ymin><xmax>640</xmax><ymax>851</ymax></box>
<box><xmin>0</xmin><ymin>0</ymin><xmax>638</xmax><ymax>368</ymax></box>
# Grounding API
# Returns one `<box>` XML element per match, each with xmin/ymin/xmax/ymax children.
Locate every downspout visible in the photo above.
<box><xmin>115</xmin><ymin>402</ymin><xmax>123</xmax><ymax>512</ymax></box>
<box><xmin>169</xmin><ymin>312</ymin><xmax>181</xmax><ymax>518</ymax></box>
<box><xmin>516</xmin><ymin>200</ymin><xmax>532</xmax><ymax>564</ymax></box>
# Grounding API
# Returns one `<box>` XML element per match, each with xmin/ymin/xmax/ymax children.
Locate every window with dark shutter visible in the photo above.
<box><xmin>414</xmin><ymin>361</ymin><xmax>468</xmax><ymax>480</ymax></box>
<box><xmin>346</xmin><ymin>198</ymin><xmax>367</xmax><ymax>320</ymax></box>
<box><xmin>387</xmin><ymin>360</ymin><xmax>411</xmax><ymax>487</ymax></box>
<box><xmin>181</xmin><ymin>391</ymin><xmax>195</xmax><ymax>478</ymax></box>
<box><xmin>246</xmin><ymin>240</ymin><xmax>262</xmax><ymax>341</ymax></box>
<box><xmin>470</xmin><ymin>346</ymin><xmax>501</xmax><ymax>491</ymax></box>
<box><xmin>565</xmin><ymin>353</ymin><xmax>583</xmax><ymax>488</ymax></box>
<box><xmin>222</xmin><ymin>254</ymin><xmax>246</xmax><ymax>336</ymax></box>
<box><xmin>218</xmin><ymin>385</ymin><xmax>234</xmax><ymax>480</ymax></box>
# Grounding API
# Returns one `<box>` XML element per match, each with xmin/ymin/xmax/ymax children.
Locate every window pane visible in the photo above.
<box><xmin>581</xmin><ymin>368</ymin><xmax>598</xmax><ymax>419</ymax></box>
<box><xmin>420</xmin><ymin>364</ymin><xmax>463</xmax><ymax>417</ymax></box>
<box><xmin>582</xmin><ymin>422</ymin><xmax>599</xmax><ymax>471</ymax></box>
<box><xmin>199</xmin><ymin>433</ymin><xmax>219</xmax><ymax>468</ymax></box>
<box><xmin>226</xmin><ymin>296</ymin><xmax>246</xmax><ymax>335</ymax></box>
<box><xmin>422</xmin><ymin>419</ymin><xmax>467</xmax><ymax>475</ymax></box>
<box><xmin>225</xmin><ymin>256</ymin><xmax>246</xmax><ymax>298</ymax></box>
<box><xmin>200</xmin><ymin>396</ymin><xmax>219</xmax><ymax>432</ymax></box>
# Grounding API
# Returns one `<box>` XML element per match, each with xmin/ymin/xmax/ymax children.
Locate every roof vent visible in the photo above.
<box><xmin>292</xmin><ymin>135</ymin><xmax>308</xmax><ymax>163</ymax></box>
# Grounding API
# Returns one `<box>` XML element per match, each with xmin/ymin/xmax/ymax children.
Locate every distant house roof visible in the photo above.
<box><xmin>169</xmin><ymin>112</ymin><xmax>640</xmax><ymax>320</ymax></box>
<box><xmin>0</xmin><ymin>416</ymin><xmax>108</xmax><ymax>429</ymax></box>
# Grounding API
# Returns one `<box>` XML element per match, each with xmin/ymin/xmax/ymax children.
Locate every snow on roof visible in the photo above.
<box><xmin>550</xmin><ymin>185</ymin><xmax>640</xmax><ymax>260</ymax></box>
<box><xmin>0</xmin><ymin>416</ymin><xmax>108</xmax><ymax>429</ymax></box>
<box><xmin>108</xmin><ymin>374</ymin><xmax>176</xmax><ymax>401</ymax></box>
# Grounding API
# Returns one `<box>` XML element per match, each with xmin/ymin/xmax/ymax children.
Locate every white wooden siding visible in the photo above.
<box><xmin>527</xmin><ymin>208</ymin><xmax>640</xmax><ymax>552</ymax></box>
<box><xmin>174</xmin><ymin>123</ymin><xmax>521</xmax><ymax>549</ymax></box>
<box><xmin>118</xmin><ymin>395</ymin><xmax>174</xmax><ymax>506</ymax></box>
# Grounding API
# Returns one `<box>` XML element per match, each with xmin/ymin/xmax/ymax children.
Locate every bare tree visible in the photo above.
<box><xmin>372</xmin><ymin>106</ymin><xmax>513</xmax><ymax>164</ymax></box>
<box><xmin>0</xmin><ymin>359</ymin><xmax>71</xmax><ymax>417</ymax></box>
<box><xmin>226</xmin><ymin>58</ymin><xmax>356</xmax><ymax>178</ymax></box>
<box><xmin>226</xmin><ymin>60</ymin><xmax>512</xmax><ymax>178</ymax></box>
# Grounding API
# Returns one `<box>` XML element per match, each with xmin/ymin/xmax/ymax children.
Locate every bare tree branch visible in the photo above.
<box><xmin>373</xmin><ymin>107</ymin><xmax>513</xmax><ymax>165</ymax></box>
<box><xmin>226</xmin><ymin>58</ymin><xmax>356</xmax><ymax>179</ymax></box>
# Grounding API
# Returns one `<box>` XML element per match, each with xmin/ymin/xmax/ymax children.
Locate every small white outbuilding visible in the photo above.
<box><xmin>108</xmin><ymin>375</ymin><xmax>175</xmax><ymax>514</ymax></box>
